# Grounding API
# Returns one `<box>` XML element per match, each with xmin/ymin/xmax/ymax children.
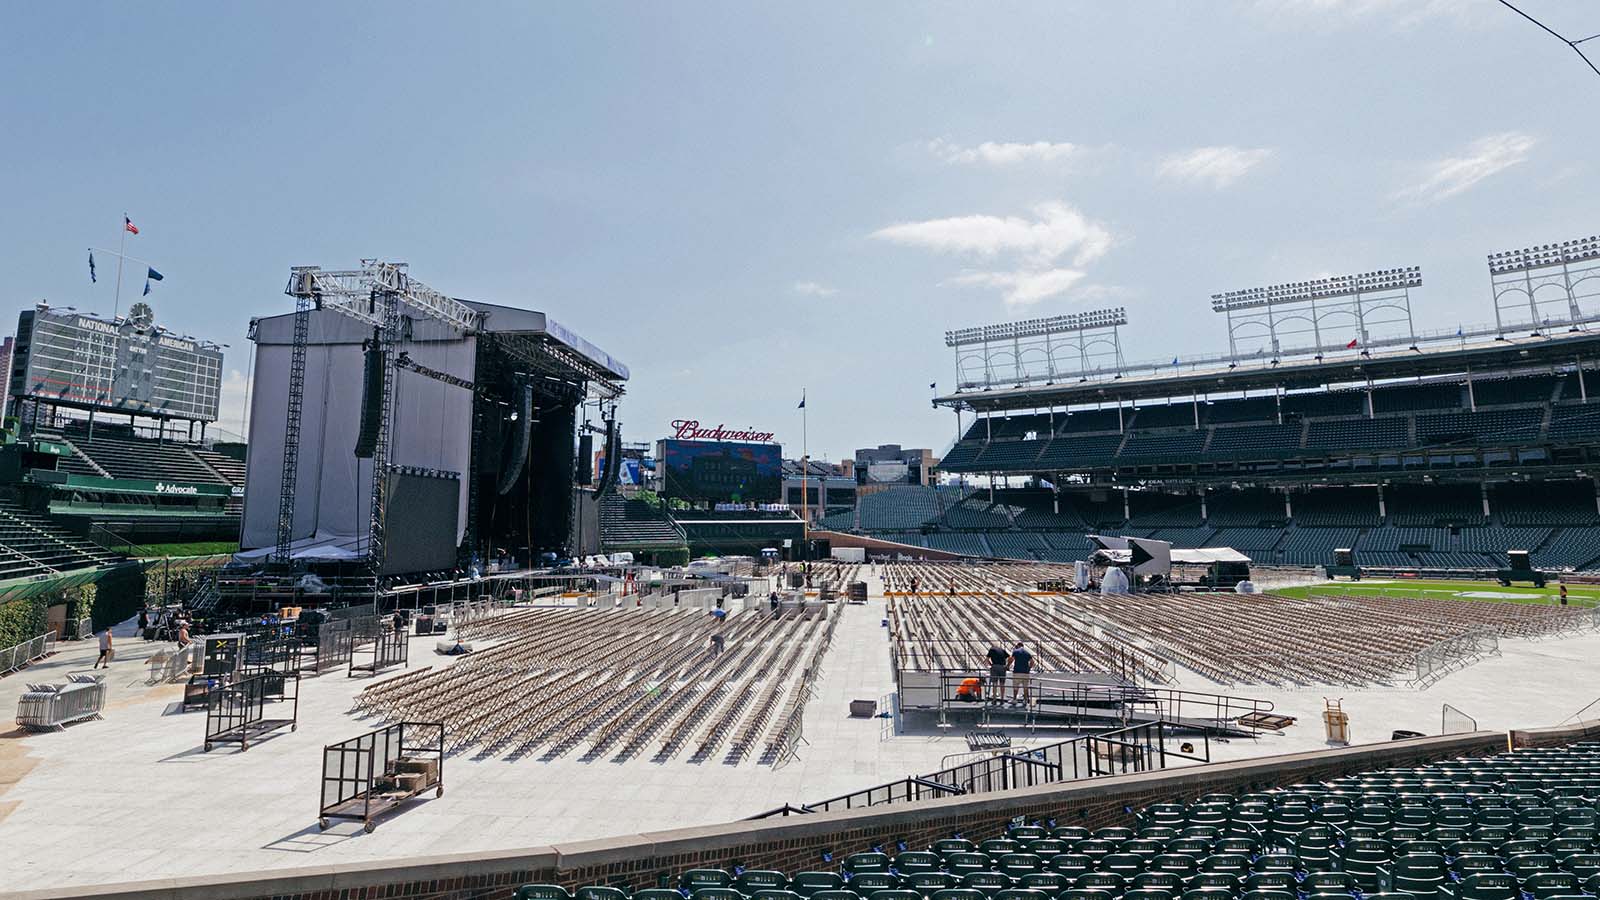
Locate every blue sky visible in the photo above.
<box><xmin>3</xmin><ymin>1</ymin><xmax>1597</xmax><ymax>460</ymax></box>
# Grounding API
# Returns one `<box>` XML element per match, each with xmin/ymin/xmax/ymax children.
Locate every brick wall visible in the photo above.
<box><xmin>8</xmin><ymin>731</ymin><xmax>1512</xmax><ymax>900</ymax></box>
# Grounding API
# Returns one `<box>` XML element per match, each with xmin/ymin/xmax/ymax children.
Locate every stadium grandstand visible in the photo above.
<box><xmin>814</xmin><ymin>242</ymin><xmax>1600</xmax><ymax>576</ymax></box>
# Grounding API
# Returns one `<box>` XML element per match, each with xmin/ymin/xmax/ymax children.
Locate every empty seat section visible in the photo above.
<box><xmin>1208</xmin><ymin>423</ymin><xmax>1302</xmax><ymax>455</ymax></box>
<box><xmin>1371</xmin><ymin>381</ymin><xmax>1462</xmax><ymax>413</ymax></box>
<box><xmin>1416</xmin><ymin>408</ymin><xmax>1542</xmax><ymax>445</ymax></box>
<box><xmin>1118</xmin><ymin>431</ymin><xmax>1207</xmax><ymax>460</ymax></box>
<box><xmin>1305</xmin><ymin>417</ymin><xmax>1408</xmax><ymax>450</ymax></box>
<box><xmin>1203</xmin><ymin>396</ymin><xmax>1277</xmax><ymax>424</ymax></box>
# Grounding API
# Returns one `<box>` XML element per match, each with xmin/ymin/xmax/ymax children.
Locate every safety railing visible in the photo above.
<box><xmin>16</xmin><ymin>673</ymin><xmax>106</xmax><ymax>730</ymax></box>
<box><xmin>1442</xmin><ymin>702</ymin><xmax>1479</xmax><ymax>735</ymax></box>
<box><xmin>752</xmin><ymin>719</ymin><xmax>1207</xmax><ymax>817</ymax></box>
<box><xmin>0</xmin><ymin>632</ymin><xmax>57</xmax><ymax>676</ymax></box>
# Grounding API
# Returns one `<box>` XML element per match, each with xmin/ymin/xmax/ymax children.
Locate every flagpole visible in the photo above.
<box><xmin>800</xmin><ymin>388</ymin><xmax>808</xmax><ymax>558</ymax></box>
<box><xmin>112</xmin><ymin>214</ymin><xmax>127</xmax><ymax>320</ymax></box>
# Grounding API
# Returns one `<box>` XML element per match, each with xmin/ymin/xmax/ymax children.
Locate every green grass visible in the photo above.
<box><xmin>1273</xmin><ymin>577</ymin><xmax>1600</xmax><ymax>607</ymax></box>
<box><xmin>124</xmin><ymin>541</ymin><xmax>239</xmax><ymax>559</ymax></box>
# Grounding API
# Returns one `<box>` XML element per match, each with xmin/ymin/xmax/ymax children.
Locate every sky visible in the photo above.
<box><xmin>3</xmin><ymin>1</ymin><xmax>1598</xmax><ymax>461</ymax></box>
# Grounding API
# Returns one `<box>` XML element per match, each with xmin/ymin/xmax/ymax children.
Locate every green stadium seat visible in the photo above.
<box><xmin>681</xmin><ymin>871</ymin><xmax>733</xmax><ymax>892</ymax></box>
<box><xmin>958</xmin><ymin>871</ymin><xmax>1009</xmax><ymax>894</ymax></box>
<box><xmin>752</xmin><ymin>891</ymin><xmax>802</xmax><ymax>900</ymax></box>
<box><xmin>844</xmin><ymin>854</ymin><xmax>892</xmax><ymax>875</ymax></box>
<box><xmin>514</xmin><ymin>886</ymin><xmax>573</xmax><ymax>900</ymax></box>
<box><xmin>981</xmin><ymin>840</ymin><xmax>1022</xmax><ymax>856</ymax></box>
<box><xmin>1026</xmin><ymin>840</ymin><xmax>1070</xmax><ymax>859</ymax></box>
<box><xmin>1524</xmin><ymin>873</ymin><xmax>1581</xmax><ymax>900</ymax></box>
<box><xmin>1018</xmin><ymin>874</ymin><xmax>1069</xmax><ymax>893</ymax></box>
<box><xmin>991</xmin><ymin>890</ymin><xmax>1047</xmax><ymax>900</ymax></box>
<box><xmin>998</xmin><ymin>854</ymin><xmax>1043</xmax><ymax>877</ymax></box>
<box><xmin>865</xmin><ymin>891</ymin><xmax>921</xmax><ymax>900</ymax></box>
<box><xmin>946</xmin><ymin>853</ymin><xmax>991</xmax><ymax>875</ymax></box>
<box><xmin>1072</xmin><ymin>872</ymin><xmax>1125</xmax><ymax>895</ymax></box>
<box><xmin>791</xmin><ymin>874</ymin><xmax>847</xmax><ymax>897</ymax></box>
<box><xmin>577</xmin><ymin>887</ymin><xmax>629</xmax><ymax>900</ymax></box>
<box><xmin>633</xmin><ymin>890</ymin><xmax>685</xmax><ymax>900</ymax></box>
<box><xmin>1121</xmin><ymin>890</ymin><xmax>1173</xmax><ymax>900</ymax></box>
<box><xmin>1049</xmin><ymin>855</ymin><xmax>1095</xmax><ymax>878</ymax></box>
<box><xmin>1240</xmin><ymin>892</ymin><xmax>1294</xmax><ymax>900</ymax></box>
<box><xmin>846</xmin><ymin>874</ymin><xmax>898</xmax><ymax>894</ymax></box>
<box><xmin>737</xmin><ymin>872</ymin><xmax>790</xmax><ymax>893</ymax></box>
<box><xmin>930</xmin><ymin>890</ymin><xmax>987</xmax><ymax>900</ymax></box>
<box><xmin>1443</xmin><ymin>873</ymin><xmax>1519</xmax><ymax>900</ymax></box>
<box><xmin>904</xmin><ymin>874</ymin><xmax>957</xmax><ymax>894</ymax></box>
<box><xmin>691</xmin><ymin>889</ymin><xmax>743</xmax><ymax>900</ymax></box>
<box><xmin>1130</xmin><ymin>873</ymin><xmax>1181</xmax><ymax>892</ymax></box>
<box><xmin>807</xmin><ymin>891</ymin><xmax>861</xmax><ymax>900</ymax></box>
<box><xmin>936</xmin><ymin>840</ymin><xmax>978</xmax><ymax>855</ymax></box>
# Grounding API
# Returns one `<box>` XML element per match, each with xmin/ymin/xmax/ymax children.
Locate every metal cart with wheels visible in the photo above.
<box><xmin>318</xmin><ymin>721</ymin><xmax>444</xmax><ymax>832</ymax></box>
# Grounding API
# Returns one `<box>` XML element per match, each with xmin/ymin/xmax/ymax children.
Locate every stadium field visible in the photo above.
<box><xmin>1273</xmin><ymin>578</ymin><xmax>1600</xmax><ymax>607</ymax></box>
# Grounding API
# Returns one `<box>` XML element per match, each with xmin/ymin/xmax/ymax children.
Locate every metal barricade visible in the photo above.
<box><xmin>16</xmin><ymin>673</ymin><xmax>107</xmax><ymax>731</ymax></box>
<box><xmin>1</xmin><ymin>633</ymin><xmax>54</xmax><ymax>674</ymax></box>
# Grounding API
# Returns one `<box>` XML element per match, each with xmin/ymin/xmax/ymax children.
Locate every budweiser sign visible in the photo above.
<box><xmin>670</xmin><ymin>419</ymin><xmax>776</xmax><ymax>443</ymax></box>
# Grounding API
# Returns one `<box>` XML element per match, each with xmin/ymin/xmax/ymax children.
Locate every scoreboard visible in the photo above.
<box><xmin>10</xmin><ymin>303</ymin><xmax>223</xmax><ymax>422</ymax></box>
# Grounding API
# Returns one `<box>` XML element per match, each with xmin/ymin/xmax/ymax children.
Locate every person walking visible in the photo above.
<box><xmin>1560</xmin><ymin>583</ymin><xmax>1569</xmax><ymax>606</ymax></box>
<box><xmin>769</xmin><ymin>591</ymin><xmax>781</xmax><ymax>620</ymax></box>
<box><xmin>176</xmin><ymin>620</ymin><xmax>191</xmax><ymax>650</ymax></box>
<box><xmin>1009</xmin><ymin>641</ymin><xmax>1034</xmax><ymax>705</ymax></box>
<box><xmin>93</xmin><ymin>628</ymin><xmax>114</xmax><ymax>668</ymax></box>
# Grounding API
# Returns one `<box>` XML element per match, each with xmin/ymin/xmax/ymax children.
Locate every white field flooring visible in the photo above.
<box><xmin>3</xmin><ymin>575</ymin><xmax>1600</xmax><ymax>894</ymax></box>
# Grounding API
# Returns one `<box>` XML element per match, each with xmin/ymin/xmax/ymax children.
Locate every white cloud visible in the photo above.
<box><xmin>791</xmin><ymin>280</ymin><xmax>838</xmax><ymax>297</ymax></box>
<box><xmin>1157</xmin><ymin>146</ymin><xmax>1273</xmax><ymax>189</ymax></box>
<box><xmin>873</xmin><ymin>202</ymin><xmax>1117</xmax><ymax>310</ymax></box>
<box><xmin>870</xmin><ymin>201</ymin><xmax>1113</xmax><ymax>268</ymax></box>
<box><xmin>926</xmin><ymin>137</ymin><xmax>1080</xmax><ymax>166</ymax></box>
<box><xmin>949</xmin><ymin>268</ymin><xmax>1090</xmax><ymax>310</ymax></box>
<box><xmin>1397</xmin><ymin>132</ymin><xmax>1536</xmax><ymax>204</ymax></box>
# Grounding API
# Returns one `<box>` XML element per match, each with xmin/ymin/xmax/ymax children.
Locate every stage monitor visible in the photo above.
<box><xmin>658</xmin><ymin>438</ymin><xmax>781</xmax><ymax>502</ymax></box>
<box><xmin>10</xmin><ymin>303</ymin><xmax>223</xmax><ymax>421</ymax></box>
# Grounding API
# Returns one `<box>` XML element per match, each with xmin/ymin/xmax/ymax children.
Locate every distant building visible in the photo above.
<box><xmin>853</xmin><ymin>444</ymin><xmax>938</xmax><ymax>485</ymax></box>
<box><xmin>781</xmin><ymin>458</ymin><xmax>855</xmax><ymax>521</ymax></box>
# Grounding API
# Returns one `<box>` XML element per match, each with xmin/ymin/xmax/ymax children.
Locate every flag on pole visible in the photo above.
<box><xmin>929</xmin><ymin>382</ymin><xmax>936</xmax><ymax>390</ymax></box>
<box><xmin>124</xmin><ymin>216</ymin><xmax>139</xmax><ymax>235</ymax></box>
<box><xmin>797</xmin><ymin>393</ymin><xmax>806</xmax><ymax>409</ymax></box>
<box><xmin>1171</xmin><ymin>357</ymin><xmax>1179</xmax><ymax>366</ymax></box>
<box><xmin>1456</xmin><ymin>325</ymin><xmax>1464</xmax><ymax>337</ymax></box>
<box><xmin>88</xmin><ymin>252</ymin><xmax>96</xmax><ymax>283</ymax></box>
<box><xmin>1346</xmin><ymin>338</ymin><xmax>1359</xmax><ymax>349</ymax></box>
<box><xmin>143</xmin><ymin>266</ymin><xmax>164</xmax><ymax>296</ymax></box>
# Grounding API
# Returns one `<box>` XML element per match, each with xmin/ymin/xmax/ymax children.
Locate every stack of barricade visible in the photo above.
<box><xmin>16</xmin><ymin>673</ymin><xmax>106</xmax><ymax>731</ymax></box>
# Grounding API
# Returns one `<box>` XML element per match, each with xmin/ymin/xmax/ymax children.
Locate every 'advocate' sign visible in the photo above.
<box><xmin>670</xmin><ymin>419</ymin><xmax>776</xmax><ymax>443</ymax></box>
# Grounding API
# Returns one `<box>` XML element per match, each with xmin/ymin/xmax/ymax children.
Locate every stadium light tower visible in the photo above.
<box><xmin>1486</xmin><ymin>234</ymin><xmax>1600</xmax><ymax>335</ymax></box>
<box><xmin>943</xmin><ymin>308</ymin><xmax>1129</xmax><ymax>390</ymax></box>
<box><xmin>1210</xmin><ymin>266</ymin><xmax>1421</xmax><ymax>361</ymax></box>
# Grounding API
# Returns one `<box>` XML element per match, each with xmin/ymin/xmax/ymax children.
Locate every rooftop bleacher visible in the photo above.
<box><xmin>47</xmin><ymin>425</ymin><xmax>230</xmax><ymax>485</ymax></box>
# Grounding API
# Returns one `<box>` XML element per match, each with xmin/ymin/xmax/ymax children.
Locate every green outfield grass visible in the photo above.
<box><xmin>127</xmin><ymin>541</ymin><xmax>239</xmax><ymax>559</ymax></box>
<box><xmin>1273</xmin><ymin>577</ymin><xmax>1600</xmax><ymax>607</ymax></box>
